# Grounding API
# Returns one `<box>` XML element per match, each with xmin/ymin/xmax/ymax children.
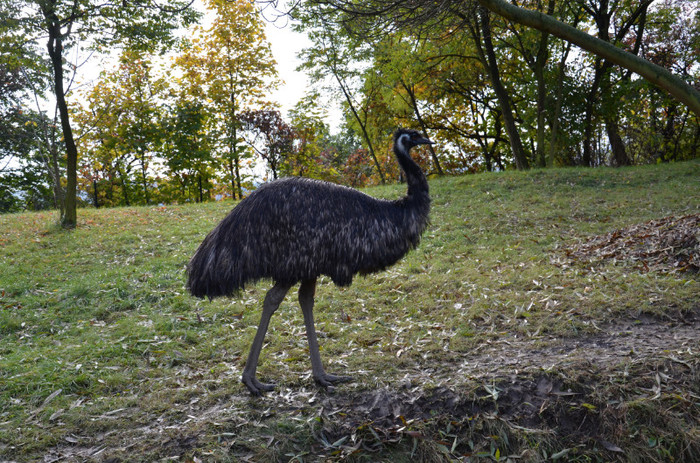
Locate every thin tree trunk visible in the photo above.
<box><xmin>533</xmin><ymin>34</ymin><xmax>549</xmax><ymax>167</ymax></box>
<box><xmin>198</xmin><ymin>174</ymin><xmax>204</xmax><ymax>203</ymax></box>
<box><xmin>478</xmin><ymin>7</ymin><xmax>530</xmax><ymax>170</ymax></box>
<box><xmin>48</xmin><ymin>138</ymin><xmax>65</xmax><ymax>216</ymax></box>
<box><xmin>230</xmin><ymin>155</ymin><xmax>238</xmax><ymax>199</ymax></box>
<box><xmin>548</xmin><ymin>39</ymin><xmax>572</xmax><ymax>167</ymax></box>
<box><xmin>45</xmin><ymin>7</ymin><xmax>78</xmax><ymax>227</ymax></box>
<box><xmin>118</xmin><ymin>167</ymin><xmax>130</xmax><ymax>206</ymax></box>
<box><xmin>140</xmin><ymin>151</ymin><xmax>150</xmax><ymax>204</ymax></box>
<box><xmin>334</xmin><ymin>73</ymin><xmax>386</xmax><ymax>183</ymax></box>
<box><xmin>582</xmin><ymin>61</ymin><xmax>604</xmax><ymax>166</ymax></box>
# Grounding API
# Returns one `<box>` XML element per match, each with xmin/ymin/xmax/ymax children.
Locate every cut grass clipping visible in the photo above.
<box><xmin>1</xmin><ymin>160</ymin><xmax>699</xmax><ymax>462</ymax></box>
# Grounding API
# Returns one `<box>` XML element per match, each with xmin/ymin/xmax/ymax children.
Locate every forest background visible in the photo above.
<box><xmin>1</xmin><ymin>0</ymin><xmax>698</xmax><ymax>222</ymax></box>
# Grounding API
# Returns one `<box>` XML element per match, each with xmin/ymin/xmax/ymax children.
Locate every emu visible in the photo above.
<box><xmin>187</xmin><ymin>128</ymin><xmax>433</xmax><ymax>395</ymax></box>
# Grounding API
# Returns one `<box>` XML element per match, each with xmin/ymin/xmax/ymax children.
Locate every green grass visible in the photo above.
<box><xmin>1</xmin><ymin>161</ymin><xmax>699</xmax><ymax>462</ymax></box>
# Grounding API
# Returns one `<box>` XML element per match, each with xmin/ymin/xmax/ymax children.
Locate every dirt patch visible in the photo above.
<box><xmin>34</xmin><ymin>312</ymin><xmax>699</xmax><ymax>462</ymax></box>
<box><xmin>565</xmin><ymin>213</ymin><xmax>700</xmax><ymax>273</ymax></box>
<box><xmin>304</xmin><ymin>311</ymin><xmax>700</xmax><ymax>459</ymax></box>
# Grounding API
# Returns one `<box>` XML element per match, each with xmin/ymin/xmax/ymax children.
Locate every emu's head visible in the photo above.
<box><xmin>394</xmin><ymin>128</ymin><xmax>434</xmax><ymax>153</ymax></box>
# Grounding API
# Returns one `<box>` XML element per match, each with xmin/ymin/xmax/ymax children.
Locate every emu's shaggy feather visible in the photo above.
<box><xmin>187</xmin><ymin>145</ymin><xmax>430</xmax><ymax>297</ymax></box>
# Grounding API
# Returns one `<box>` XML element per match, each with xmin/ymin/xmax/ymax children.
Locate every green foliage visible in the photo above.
<box><xmin>295</xmin><ymin>0</ymin><xmax>699</xmax><ymax>172</ymax></box>
<box><xmin>0</xmin><ymin>0</ymin><xmax>200</xmax><ymax>225</ymax></box>
<box><xmin>173</xmin><ymin>0</ymin><xmax>280</xmax><ymax>199</ymax></box>
<box><xmin>0</xmin><ymin>61</ymin><xmax>58</xmax><ymax>213</ymax></box>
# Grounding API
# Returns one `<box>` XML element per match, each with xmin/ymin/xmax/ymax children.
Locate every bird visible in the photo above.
<box><xmin>187</xmin><ymin>128</ymin><xmax>433</xmax><ymax>395</ymax></box>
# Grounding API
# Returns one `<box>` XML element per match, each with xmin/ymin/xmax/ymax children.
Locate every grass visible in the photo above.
<box><xmin>1</xmin><ymin>161</ymin><xmax>699</xmax><ymax>462</ymax></box>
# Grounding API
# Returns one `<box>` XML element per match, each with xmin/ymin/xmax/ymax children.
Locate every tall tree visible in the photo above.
<box><xmin>476</xmin><ymin>0</ymin><xmax>700</xmax><ymax>117</ymax></box>
<box><xmin>73</xmin><ymin>50</ymin><xmax>169</xmax><ymax>206</ymax></box>
<box><xmin>3</xmin><ymin>0</ymin><xmax>198</xmax><ymax>227</ymax></box>
<box><xmin>175</xmin><ymin>0</ymin><xmax>278</xmax><ymax>199</ymax></box>
<box><xmin>288</xmin><ymin>92</ymin><xmax>335</xmax><ymax>179</ymax></box>
<box><xmin>370</xmin><ymin>36</ymin><xmax>445</xmax><ymax>175</ymax></box>
<box><xmin>162</xmin><ymin>98</ymin><xmax>214</xmax><ymax>203</ymax></box>
<box><xmin>475</xmin><ymin>7</ymin><xmax>530</xmax><ymax>170</ymax></box>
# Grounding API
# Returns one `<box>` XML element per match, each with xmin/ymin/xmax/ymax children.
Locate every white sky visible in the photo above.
<box><xmin>263</xmin><ymin>18</ymin><xmax>343</xmax><ymax>131</ymax></box>
<box><xmin>264</xmin><ymin>19</ymin><xmax>310</xmax><ymax>113</ymax></box>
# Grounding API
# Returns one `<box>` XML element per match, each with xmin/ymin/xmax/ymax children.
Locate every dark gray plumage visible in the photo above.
<box><xmin>187</xmin><ymin>128</ymin><xmax>433</xmax><ymax>395</ymax></box>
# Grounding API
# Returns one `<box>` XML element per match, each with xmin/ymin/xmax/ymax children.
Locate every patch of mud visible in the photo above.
<box><xmin>565</xmin><ymin>213</ymin><xmax>700</xmax><ymax>273</ymax></box>
<box><xmin>454</xmin><ymin>308</ymin><xmax>699</xmax><ymax>379</ymax></box>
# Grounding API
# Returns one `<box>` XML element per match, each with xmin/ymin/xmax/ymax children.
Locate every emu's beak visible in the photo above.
<box><xmin>416</xmin><ymin>136</ymin><xmax>434</xmax><ymax>145</ymax></box>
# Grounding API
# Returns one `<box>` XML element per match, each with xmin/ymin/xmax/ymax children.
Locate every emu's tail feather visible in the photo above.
<box><xmin>186</xmin><ymin>230</ymin><xmax>245</xmax><ymax>299</ymax></box>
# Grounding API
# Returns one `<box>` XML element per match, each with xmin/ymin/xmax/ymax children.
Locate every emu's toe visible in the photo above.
<box><xmin>314</xmin><ymin>373</ymin><xmax>353</xmax><ymax>388</ymax></box>
<box><xmin>242</xmin><ymin>376</ymin><xmax>276</xmax><ymax>396</ymax></box>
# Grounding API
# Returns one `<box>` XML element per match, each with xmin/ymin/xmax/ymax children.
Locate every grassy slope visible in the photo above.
<box><xmin>1</xmin><ymin>161</ymin><xmax>698</xmax><ymax>462</ymax></box>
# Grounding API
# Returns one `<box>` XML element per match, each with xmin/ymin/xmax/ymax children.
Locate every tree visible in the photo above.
<box><xmin>0</xmin><ymin>54</ymin><xmax>58</xmax><ymax>212</ymax></box>
<box><xmin>3</xmin><ymin>0</ymin><xmax>198</xmax><ymax>227</ymax></box>
<box><xmin>174</xmin><ymin>0</ymin><xmax>278</xmax><ymax>199</ymax></box>
<box><xmin>474</xmin><ymin>7</ymin><xmax>530</xmax><ymax>170</ymax></box>
<box><xmin>72</xmin><ymin>50</ymin><xmax>169</xmax><ymax>206</ymax></box>
<box><xmin>239</xmin><ymin>109</ymin><xmax>296</xmax><ymax>180</ymax></box>
<box><xmin>288</xmin><ymin>92</ymin><xmax>337</xmax><ymax>179</ymax></box>
<box><xmin>368</xmin><ymin>36</ymin><xmax>446</xmax><ymax>175</ymax></box>
<box><xmin>162</xmin><ymin>98</ymin><xmax>214</xmax><ymax>203</ymax></box>
<box><xmin>302</xmin><ymin>0</ymin><xmax>698</xmax><ymax>169</ymax></box>
<box><xmin>295</xmin><ymin>5</ymin><xmax>387</xmax><ymax>183</ymax></box>
<box><xmin>476</xmin><ymin>0</ymin><xmax>700</xmax><ymax>116</ymax></box>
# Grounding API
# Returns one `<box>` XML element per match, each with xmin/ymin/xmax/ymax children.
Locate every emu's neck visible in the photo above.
<box><xmin>394</xmin><ymin>144</ymin><xmax>429</xmax><ymax>197</ymax></box>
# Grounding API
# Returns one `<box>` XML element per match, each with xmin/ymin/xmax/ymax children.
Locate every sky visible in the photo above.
<box><xmin>263</xmin><ymin>16</ymin><xmax>311</xmax><ymax>112</ymax></box>
<box><xmin>263</xmin><ymin>17</ymin><xmax>343</xmax><ymax>131</ymax></box>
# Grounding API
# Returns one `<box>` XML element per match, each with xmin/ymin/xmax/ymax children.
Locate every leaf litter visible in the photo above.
<box><xmin>564</xmin><ymin>213</ymin><xmax>700</xmax><ymax>273</ymax></box>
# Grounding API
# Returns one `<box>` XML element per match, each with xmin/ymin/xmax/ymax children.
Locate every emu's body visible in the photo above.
<box><xmin>187</xmin><ymin>129</ymin><xmax>432</xmax><ymax>395</ymax></box>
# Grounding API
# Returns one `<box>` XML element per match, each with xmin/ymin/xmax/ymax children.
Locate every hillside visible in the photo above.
<box><xmin>1</xmin><ymin>162</ymin><xmax>699</xmax><ymax>462</ymax></box>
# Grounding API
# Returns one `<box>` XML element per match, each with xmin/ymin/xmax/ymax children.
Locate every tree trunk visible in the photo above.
<box><xmin>198</xmin><ymin>174</ymin><xmax>204</xmax><ymax>203</ymax></box>
<box><xmin>93</xmin><ymin>179</ymin><xmax>99</xmax><ymax>208</ymax></box>
<box><xmin>476</xmin><ymin>0</ymin><xmax>700</xmax><ymax>116</ymax></box>
<box><xmin>48</xmin><ymin>138</ymin><xmax>65</xmax><ymax>216</ymax></box>
<box><xmin>548</xmin><ymin>39</ymin><xmax>572</xmax><ymax>167</ymax></box>
<box><xmin>582</xmin><ymin>60</ymin><xmax>604</xmax><ymax>166</ymax></box>
<box><xmin>46</xmin><ymin>11</ymin><xmax>78</xmax><ymax>228</ymax></box>
<box><xmin>228</xmin><ymin>159</ymin><xmax>237</xmax><ymax>199</ymax></box>
<box><xmin>478</xmin><ymin>7</ymin><xmax>530</xmax><ymax>170</ymax></box>
<box><xmin>533</xmin><ymin>0</ymin><xmax>554</xmax><ymax>168</ymax></box>
<box><xmin>139</xmin><ymin>151</ymin><xmax>150</xmax><ymax>204</ymax></box>
<box><xmin>605</xmin><ymin>117</ymin><xmax>629</xmax><ymax>166</ymax></box>
<box><xmin>119</xmin><ymin>168</ymin><xmax>130</xmax><ymax>206</ymax></box>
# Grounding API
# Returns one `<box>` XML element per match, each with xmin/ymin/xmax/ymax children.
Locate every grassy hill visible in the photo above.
<box><xmin>1</xmin><ymin>161</ymin><xmax>699</xmax><ymax>462</ymax></box>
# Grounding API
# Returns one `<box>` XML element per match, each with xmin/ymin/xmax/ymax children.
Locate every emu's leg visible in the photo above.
<box><xmin>299</xmin><ymin>279</ymin><xmax>353</xmax><ymax>388</ymax></box>
<box><xmin>242</xmin><ymin>281</ymin><xmax>291</xmax><ymax>396</ymax></box>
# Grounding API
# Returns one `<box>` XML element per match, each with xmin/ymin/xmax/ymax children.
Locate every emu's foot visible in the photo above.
<box><xmin>242</xmin><ymin>375</ymin><xmax>276</xmax><ymax>396</ymax></box>
<box><xmin>314</xmin><ymin>373</ymin><xmax>353</xmax><ymax>389</ymax></box>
